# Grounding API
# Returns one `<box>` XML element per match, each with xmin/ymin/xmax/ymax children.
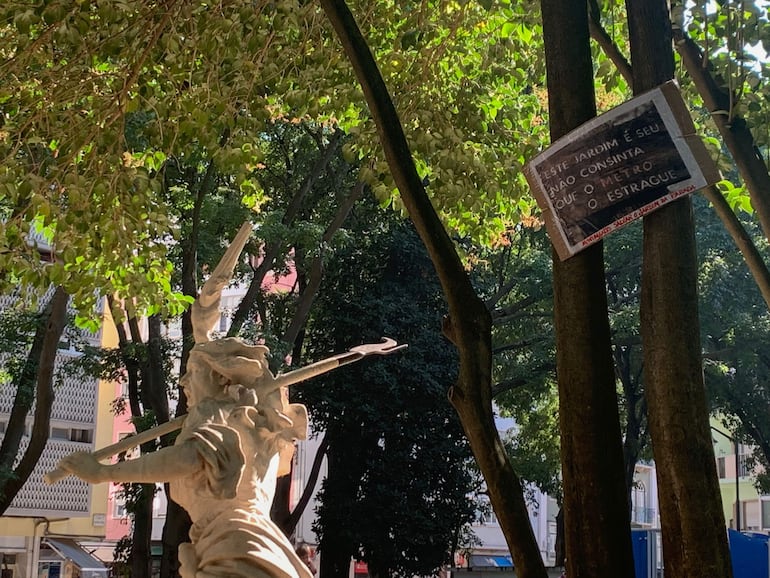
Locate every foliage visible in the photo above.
<box><xmin>0</xmin><ymin>292</ymin><xmax>86</xmax><ymax>391</ymax></box>
<box><xmin>501</xmin><ymin>394</ymin><xmax>562</xmax><ymax>503</ymax></box>
<box><xmin>676</xmin><ymin>1</ymin><xmax>770</xmax><ymax>143</ymax></box>
<box><xmin>0</xmin><ymin>0</ymin><xmax>551</xmax><ymax>322</ymax></box>
<box><xmin>465</xmin><ymin>225</ymin><xmax>563</xmax><ymax>498</ymax></box>
<box><xmin>696</xmin><ymin>194</ymin><xmax>770</xmax><ymax>492</ymax></box>
<box><xmin>300</xmin><ymin>204</ymin><xmax>481</xmax><ymax>577</ymax></box>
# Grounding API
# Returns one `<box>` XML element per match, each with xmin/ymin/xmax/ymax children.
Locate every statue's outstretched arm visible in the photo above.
<box><xmin>55</xmin><ymin>441</ymin><xmax>201</xmax><ymax>485</ymax></box>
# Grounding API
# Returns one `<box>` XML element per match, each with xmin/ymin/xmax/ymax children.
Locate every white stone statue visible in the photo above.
<box><xmin>47</xmin><ymin>222</ymin><xmax>405</xmax><ymax>578</ymax></box>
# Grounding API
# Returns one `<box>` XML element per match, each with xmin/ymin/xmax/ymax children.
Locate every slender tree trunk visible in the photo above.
<box><xmin>541</xmin><ymin>2</ymin><xmax>635</xmax><ymax>577</ymax></box>
<box><xmin>318</xmin><ymin>2</ymin><xmax>547</xmax><ymax>576</ymax></box>
<box><xmin>673</xmin><ymin>28</ymin><xmax>770</xmax><ymax>244</ymax></box>
<box><xmin>701</xmin><ymin>184</ymin><xmax>770</xmax><ymax>308</ymax></box>
<box><xmin>132</xmin><ymin>483</ymin><xmax>155</xmax><ymax>578</ymax></box>
<box><xmin>614</xmin><ymin>346</ymin><xmax>647</xmax><ymax>510</ymax></box>
<box><xmin>228</xmin><ymin>130</ymin><xmax>343</xmax><ymax>337</ymax></box>
<box><xmin>281</xmin><ymin>181</ymin><xmax>366</xmax><ymax>347</ymax></box>
<box><xmin>0</xmin><ymin>286</ymin><xmax>69</xmax><ymax>513</ymax></box>
<box><xmin>554</xmin><ymin>507</ymin><xmax>565</xmax><ymax>568</ymax></box>
<box><xmin>159</xmin><ymin>157</ymin><xmax>205</xmax><ymax>578</ymax></box>
<box><xmin>284</xmin><ymin>435</ymin><xmax>329</xmax><ymax>536</ymax></box>
<box><xmin>145</xmin><ymin>316</ymin><xmax>170</xmax><ymax>425</ymax></box>
<box><xmin>627</xmin><ymin>1</ymin><xmax>734</xmax><ymax>576</ymax></box>
<box><xmin>318</xmin><ymin>443</ymin><xmax>356</xmax><ymax>578</ymax></box>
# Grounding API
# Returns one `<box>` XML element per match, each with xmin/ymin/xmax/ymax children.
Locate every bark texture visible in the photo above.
<box><xmin>627</xmin><ymin>1</ymin><xmax>734</xmax><ymax>576</ymax></box>
<box><xmin>542</xmin><ymin>4</ymin><xmax>635</xmax><ymax>576</ymax></box>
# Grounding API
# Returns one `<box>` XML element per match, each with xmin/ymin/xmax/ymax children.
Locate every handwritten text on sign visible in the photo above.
<box><xmin>525</xmin><ymin>81</ymin><xmax>719</xmax><ymax>260</ymax></box>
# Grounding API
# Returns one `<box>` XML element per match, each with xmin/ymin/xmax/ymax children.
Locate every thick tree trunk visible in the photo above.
<box><xmin>551</xmin><ymin>247</ymin><xmax>634</xmax><ymax>578</ymax></box>
<box><xmin>318</xmin><ymin>2</ymin><xmax>547</xmax><ymax>576</ymax></box>
<box><xmin>541</xmin><ymin>2</ymin><xmax>635</xmax><ymax>577</ymax></box>
<box><xmin>627</xmin><ymin>1</ymin><xmax>734</xmax><ymax>576</ymax></box>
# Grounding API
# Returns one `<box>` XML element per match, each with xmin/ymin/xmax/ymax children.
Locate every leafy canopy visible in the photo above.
<box><xmin>1</xmin><ymin>0</ymin><xmax>548</xmax><ymax>320</ymax></box>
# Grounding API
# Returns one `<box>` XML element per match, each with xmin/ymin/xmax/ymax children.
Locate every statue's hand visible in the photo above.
<box><xmin>57</xmin><ymin>452</ymin><xmax>107</xmax><ymax>484</ymax></box>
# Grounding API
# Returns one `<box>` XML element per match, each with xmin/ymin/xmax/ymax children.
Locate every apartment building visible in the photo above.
<box><xmin>712</xmin><ymin>422</ymin><xmax>770</xmax><ymax>533</ymax></box>
<box><xmin>0</xmin><ymin>292</ymin><xmax>116</xmax><ymax>578</ymax></box>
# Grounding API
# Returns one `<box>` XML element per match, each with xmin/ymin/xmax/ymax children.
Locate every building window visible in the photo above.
<box><xmin>717</xmin><ymin>457</ymin><xmax>726</xmax><ymax>479</ymax></box>
<box><xmin>51</xmin><ymin>428</ymin><xmax>70</xmax><ymax>440</ymax></box>
<box><xmin>738</xmin><ymin>454</ymin><xmax>749</xmax><ymax>478</ymax></box>
<box><xmin>475</xmin><ymin>498</ymin><xmax>498</xmax><ymax>525</ymax></box>
<box><xmin>70</xmin><ymin>429</ymin><xmax>93</xmax><ymax>443</ymax></box>
<box><xmin>114</xmin><ymin>496</ymin><xmax>127</xmax><ymax>518</ymax></box>
<box><xmin>50</xmin><ymin>427</ymin><xmax>93</xmax><ymax>443</ymax></box>
<box><xmin>762</xmin><ymin>501</ymin><xmax>770</xmax><ymax>530</ymax></box>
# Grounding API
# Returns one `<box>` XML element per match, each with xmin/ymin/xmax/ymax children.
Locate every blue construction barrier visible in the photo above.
<box><xmin>728</xmin><ymin>529</ymin><xmax>770</xmax><ymax>578</ymax></box>
<box><xmin>631</xmin><ymin>530</ymin><xmax>650</xmax><ymax>578</ymax></box>
<box><xmin>632</xmin><ymin>528</ymin><xmax>770</xmax><ymax>578</ymax></box>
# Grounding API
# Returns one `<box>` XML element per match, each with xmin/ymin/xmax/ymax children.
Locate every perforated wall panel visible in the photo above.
<box><xmin>3</xmin><ymin>438</ymin><xmax>92</xmax><ymax>516</ymax></box>
<box><xmin>0</xmin><ymin>288</ymin><xmax>104</xmax><ymax>517</ymax></box>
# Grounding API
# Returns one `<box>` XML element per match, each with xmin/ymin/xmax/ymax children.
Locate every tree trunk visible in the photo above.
<box><xmin>614</xmin><ymin>345</ymin><xmax>647</xmax><ymax>511</ymax></box>
<box><xmin>159</xmin><ymin>162</ymin><xmax>203</xmax><ymax>578</ymax></box>
<box><xmin>554</xmin><ymin>507</ymin><xmax>565</xmax><ymax>568</ymax></box>
<box><xmin>318</xmin><ymin>444</ymin><xmax>356</xmax><ymax>578</ymax></box>
<box><xmin>273</xmin><ymin>434</ymin><xmax>330</xmax><ymax>537</ymax></box>
<box><xmin>552</xmin><ymin>247</ymin><xmax>635</xmax><ymax>578</ymax></box>
<box><xmin>144</xmin><ymin>316</ymin><xmax>170</xmax><ymax>425</ymax></box>
<box><xmin>0</xmin><ymin>286</ymin><xmax>69</xmax><ymax>513</ymax></box>
<box><xmin>131</xmin><ymin>483</ymin><xmax>155</xmax><ymax>578</ymax></box>
<box><xmin>541</xmin><ymin>2</ymin><xmax>635</xmax><ymax>576</ymax></box>
<box><xmin>317</xmin><ymin>2</ymin><xmax>547</xmax><ymax>576</ymax></box>
<box><xmin>228</xmin><ymin>130</ymin><xmax>343</xmax><ymax>337</ymax></box>
<box><xmin>160</xmin><ymin>496</ymin><xmax>189</xmax><ymax>578</ymax></box>
<box><xmin>627</xmin><ymin>1</ymin><xmax>734</xmax><ymax>576</ymax></box>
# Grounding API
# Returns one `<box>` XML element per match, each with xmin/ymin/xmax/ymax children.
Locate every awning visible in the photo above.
<box><xmin>469</xmin><ymin>554</ymin><xmax>514</xmax><ymax>568</ymax></box>
<box><xmin>43</xmin><ymin>538</ymin><xmax>107</xmax><ymax>573</ymax></box>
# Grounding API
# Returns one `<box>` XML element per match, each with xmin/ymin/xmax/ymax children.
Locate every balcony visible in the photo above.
<box><xmin>632</xmin><ymin>506</ymin><xmax>657</xmax><ymax>526</ymax></box>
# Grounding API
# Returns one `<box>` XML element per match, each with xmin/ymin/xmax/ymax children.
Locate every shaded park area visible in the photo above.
<box><xmin>2</xmin><ymin>1</ymin><xmax>770</xmax><ymax>578</ymax></box>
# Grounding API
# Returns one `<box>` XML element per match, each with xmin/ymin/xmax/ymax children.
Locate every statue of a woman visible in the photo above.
<box><xmin>52</xmin><ymin>223</ymin><xmax>403</xmax><ymax>577</ymax></box>
<box><xmin>58</xmin><ymin>335</ymin><xmax>312</xmax><ymax>577</ymax></box>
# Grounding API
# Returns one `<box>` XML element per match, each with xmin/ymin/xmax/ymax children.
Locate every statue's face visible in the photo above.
<box><xmin>180</xmin><ymin>354</ymin><xmax>225</xmax><ymax>405</ymax></box>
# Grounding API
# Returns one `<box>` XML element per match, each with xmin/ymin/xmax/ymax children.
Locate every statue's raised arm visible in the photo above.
<box><xmin>192</xmin><ymin>221</ymin><xmax>253</xmax><ymax>344</ymax></box>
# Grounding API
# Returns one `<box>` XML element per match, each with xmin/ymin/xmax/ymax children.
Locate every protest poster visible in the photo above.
<box><xmin>524</xmin><ymin>80</ymin><xmax>720</xmax><ymax>260</ymax></box>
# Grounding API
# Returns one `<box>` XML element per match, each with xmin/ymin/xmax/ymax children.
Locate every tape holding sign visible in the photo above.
<box><xmin>524</xmin><ymin>80</ymin><xmax>720</xmax><ymax>260</ymax></box>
